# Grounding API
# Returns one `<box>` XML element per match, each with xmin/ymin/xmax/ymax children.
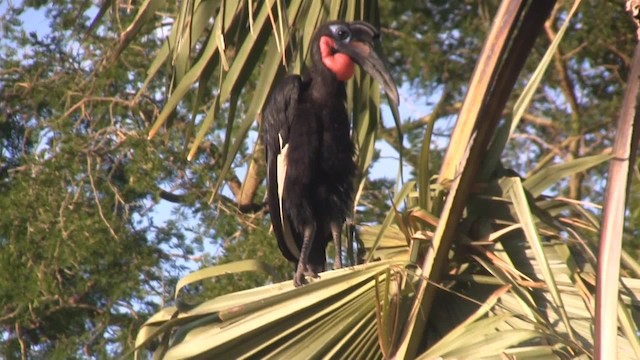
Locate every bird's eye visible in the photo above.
<box><xmin>329</xmin><ymin>25</ymin><xmax>351</xmax><ymax>41</ymax></box>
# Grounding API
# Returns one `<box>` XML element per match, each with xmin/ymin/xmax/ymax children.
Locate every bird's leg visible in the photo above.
<box><xmin>294</xmin><ymin>223</ymin><xmax>316</xmax><ymax>287</ymax></box>
<box><xmin>330</xmin><ymin>221</ymin><xmax>343</xmax><ymax>269</ymax></box>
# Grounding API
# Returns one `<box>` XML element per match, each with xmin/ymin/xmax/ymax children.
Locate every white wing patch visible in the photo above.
<box><xmin>277</xmin><ymin>133</ymin><xmax>300</xmax><ymax>258</ymax></box>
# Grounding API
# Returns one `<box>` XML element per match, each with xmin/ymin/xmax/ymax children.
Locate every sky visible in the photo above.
<box><xmin>1</xmin><ymin>2</ymin><xmax>48</xmax><ymax>37</ymax></box>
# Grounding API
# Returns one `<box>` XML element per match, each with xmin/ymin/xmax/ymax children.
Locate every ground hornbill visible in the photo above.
<box><xmin>262</xmin><ymin>21</ymin><xmax>399</xmax><ymax>287</ymax></box>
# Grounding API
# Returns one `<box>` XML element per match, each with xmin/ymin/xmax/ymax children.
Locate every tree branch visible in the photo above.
<box><xmin>521</xmin><ymin>112</ymin><xmax>560</xmax><ymax>131</ymax></box>
<box><xmin>158</xmin><ymin>189</ymin><xmax>188</xmax><ymax>203</ymax></box>
<box><xmin>545</xmin><ymin>11</ymin><xmax>583</xmax><ymax>199</ymax></box>
<box><xmin>237</xmin><ymin>134</ymin><xmax>265</xmax><ymax>212</ymax></box>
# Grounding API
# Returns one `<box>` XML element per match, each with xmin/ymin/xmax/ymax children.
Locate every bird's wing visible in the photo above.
<box><xmin>262</xmin><ymin>75</ymin><xmax>303</xmax><ymax>262</ymax></box>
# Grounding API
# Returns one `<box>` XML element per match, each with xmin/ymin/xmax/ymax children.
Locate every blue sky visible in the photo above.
<box><xmin>1</xmin><ymin>2</ymin><xmax>49</xmax><ymax>37</ymax></box>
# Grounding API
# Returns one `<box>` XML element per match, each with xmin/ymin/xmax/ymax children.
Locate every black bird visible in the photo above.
<box><xmin>262</xmin><ymin>21</ymin><xmax>399</xmax><ymax>287</ymax></box>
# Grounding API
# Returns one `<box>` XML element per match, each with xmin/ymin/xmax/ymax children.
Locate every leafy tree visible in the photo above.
<box><xmin>0</xmin><ymin>1</ymin><xmax>180</xmax><ymax>357</ymax></box>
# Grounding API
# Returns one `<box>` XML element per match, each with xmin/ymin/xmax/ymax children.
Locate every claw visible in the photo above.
<box><xmin>294</xmin><ymin>262</ymin><xmax>322</xmax><ymax>287</ymax></box>
<box><xmin>294</xmin><ymin>269</ymin><xmax>307</xmax><ymax>287</ymax></box>
<box><xmin>304</xmin><ymin>267</ymin><xmax>321</xmax><ymax>279</ymax></box>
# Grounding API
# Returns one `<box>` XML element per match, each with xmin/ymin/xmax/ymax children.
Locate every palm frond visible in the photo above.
<box><xmin>134</xmin><ymin>260</ymin><xmax>406</xmax><ymax>359</ymax></box>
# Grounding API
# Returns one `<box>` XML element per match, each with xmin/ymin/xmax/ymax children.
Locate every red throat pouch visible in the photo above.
<box><xmin>319</xmin><ymin>36</ymin><xmax>355</xmax><ymax>81</ymax></box>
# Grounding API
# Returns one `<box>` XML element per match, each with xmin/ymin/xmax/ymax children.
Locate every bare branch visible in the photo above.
<box><xmin>158</xmin><ymin>189</ymin><xmax>188</xmax><ymax>203</ymax></box>
<box><xmin>86</xmin><ymin>157</ymin><xmax>119</xmax><ymax>240</ymax></box>
<box><xmin>521</xmin><ymin>112</ymin><xmax>560</xmax><ymax>130</ymax></box>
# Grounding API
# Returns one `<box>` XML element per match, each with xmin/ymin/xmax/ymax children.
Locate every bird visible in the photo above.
<box><xmin>262</xmin><ymin>21</ymin><xmax>399</xmax><ymax>287</ymax></box>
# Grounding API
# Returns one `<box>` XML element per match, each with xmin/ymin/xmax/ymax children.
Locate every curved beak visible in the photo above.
<box><xmin>336</xmin><ymin>40</ymin><xmax>399</xmax><ymax>109</ymax></box>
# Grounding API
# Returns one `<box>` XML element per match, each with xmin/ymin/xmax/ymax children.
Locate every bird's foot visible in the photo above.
<box><xmin>293</xmin><ymin>270</ymin><xmax>308</xmax><ymax>287</ymax></box>
<box><xmin>293</xmin><ymin>263</ymin><xmax>321</xmax><ymax>287</ymax></box>
<box><xmin>304</xmin><ymin>269</ymin><xmax>321</xmax><ymax>279</ymax></box>
<box><xmin>305</xmin><ymin>263</ymin><xmax>323</xmax><ymax>277</ymax></box>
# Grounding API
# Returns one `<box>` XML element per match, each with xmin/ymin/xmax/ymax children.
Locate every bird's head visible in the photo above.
<box><xmin>314</xmin><ymin>21</ymin><xmax>399</xmax><ymax>108</ymax></box>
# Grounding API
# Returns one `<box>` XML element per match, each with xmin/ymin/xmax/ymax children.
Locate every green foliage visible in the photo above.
<box><xmin>0</xmin><ymin>158</ymin><xmax>159</xmax><ymax>355</ymax></box>
<box><xmin>0</xmin><ymin>1</ymin><xmax>179</xmax><ymax>357</ymax></box>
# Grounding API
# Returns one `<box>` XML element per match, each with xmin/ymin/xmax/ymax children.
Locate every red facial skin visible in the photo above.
<box><xmin>319</xmin><ymin>36</ymin><xmax>355</xmax><ymax>81</ymax></box>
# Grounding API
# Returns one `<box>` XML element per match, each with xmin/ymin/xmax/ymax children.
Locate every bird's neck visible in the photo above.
<box><xmin>308</xmin><ymin>65</ymin><xmax>347</xmax><ymax>104</ymax></box>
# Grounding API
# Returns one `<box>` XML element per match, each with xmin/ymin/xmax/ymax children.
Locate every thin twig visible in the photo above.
<box><xmin>86</xmin><ymin>157</ymin><xmax>119</xmax><ymax>240</ymax></box>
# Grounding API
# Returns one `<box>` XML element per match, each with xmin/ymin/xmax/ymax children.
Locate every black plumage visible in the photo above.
<box><xmin>262</xmin><ymin>21</ymin><xmax>399</xmax><ymax>287</ymax></box>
